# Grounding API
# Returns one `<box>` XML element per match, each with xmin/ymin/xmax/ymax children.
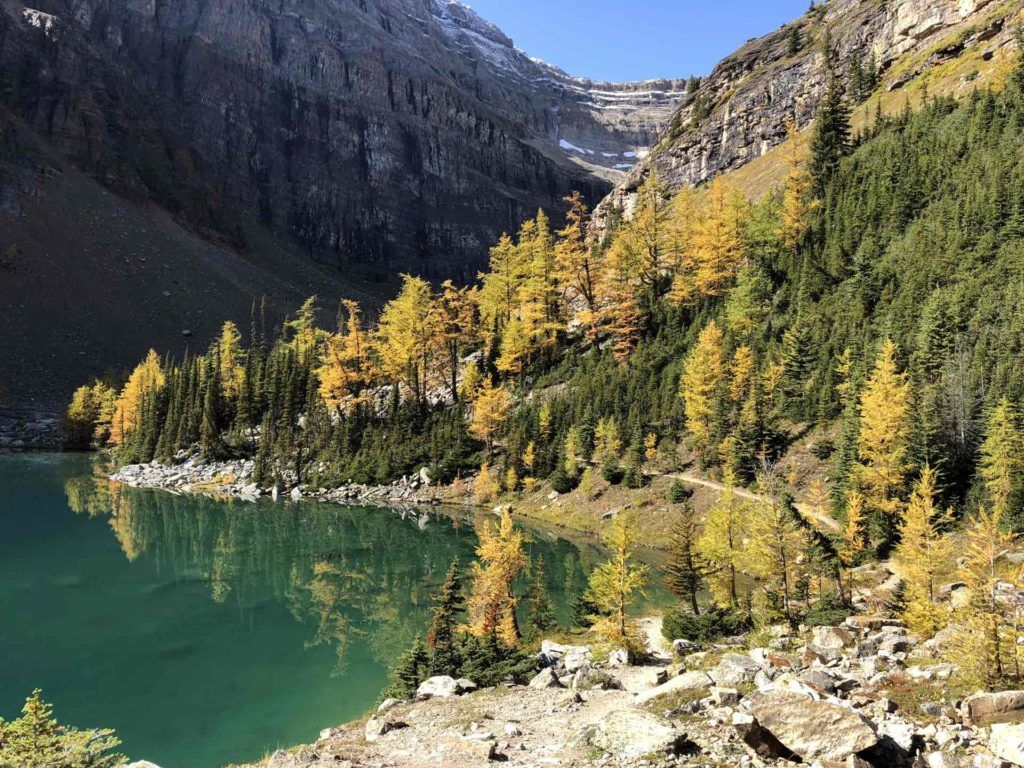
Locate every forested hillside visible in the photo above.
<box><xmin>69</xmin><ymin>43</ymin><xmax>1024</xmax><ymax>522</ymax></box>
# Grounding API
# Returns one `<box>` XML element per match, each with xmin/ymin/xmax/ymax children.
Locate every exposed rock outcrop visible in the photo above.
<box><xmin>595</xmin><ymin>0</ymin><xmax>1019</xmax><ymax>226</ymax></box>
<box><xmin>0</xmin><ymin>0</ymin><xmax>686</xmax><ymax>281</ymax></box>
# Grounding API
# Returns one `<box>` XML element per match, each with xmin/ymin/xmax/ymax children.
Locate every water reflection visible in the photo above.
<box><xmin>62</xmin><ymin>464</ymin><xmax>608</xmax><ymax>675</ymax></box>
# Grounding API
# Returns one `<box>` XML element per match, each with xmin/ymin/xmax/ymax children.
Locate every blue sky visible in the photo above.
<box><xmin>464</xmin><ymin>0</ymin><xmax>810</xmax><ymax>81</ymax></box>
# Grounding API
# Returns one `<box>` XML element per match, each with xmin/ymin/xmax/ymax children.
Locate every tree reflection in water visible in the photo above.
<box><xmin>63</xmin><ymin>464</ymin><xmax>617</xmax><ymax>674</ymax></box>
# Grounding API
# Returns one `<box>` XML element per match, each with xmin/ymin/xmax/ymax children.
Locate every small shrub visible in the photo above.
<box><xmin>802</xmin><ymin>593</ymin><xmax>849</xmax><ymax>627</ymax></box>
<box><xmin>810</xmin><ymin>440</ymin><xmax>835</xmax><ymax>460</ymax></box>
<box><xmin>668</xmin><ymin>479</ymin><xmax>692</xmax><ymax>504</ymax></box>
<box><xmin>601</xmin><ymin>456</ymin><xmax>624</xmax><ymax>485</ymax></box>
<box><xmin>662</xmin><ymin>604</ymin><xmax>749</xmax><ymax>646</ymax></box>
<box><xmin>550</xmin><ymin>468</ymin><xmax>577</xmax><ymax>494</ymax></box>
<box><xmin>624</xmin><ymin>465</ymin><xmax>643</xmax><ymax>489</ymax></box>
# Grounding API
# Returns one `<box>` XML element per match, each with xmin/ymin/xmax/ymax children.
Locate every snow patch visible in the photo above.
<box><xmin>558</xmin><ymin>139</ymin><xmax>594</xmax><ymax>156</ymax></box>
<box><xmin>22</xmin><ymin>8</ymin><xmax>58</xmax><ymax>35</ymax></box>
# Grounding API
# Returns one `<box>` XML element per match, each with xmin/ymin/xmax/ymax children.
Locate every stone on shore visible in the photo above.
<box><xmin>634</xmin><ymin>670</ymin><xmax>713</xmax><ymax>704</ymax></box>
<box><xmin>590</xmin><ymin>709</ymin><xmax>690</xmax><ymax>758</ymax></box>
<box><xmin>990</xmin><ymin>722</ymin><xmax>1024</xmax><ymax>766</ymax></box>
<box><xmin>742</xmin><ymin>690</ymin><xmax>879</xmax><ymax>761</ymax></box>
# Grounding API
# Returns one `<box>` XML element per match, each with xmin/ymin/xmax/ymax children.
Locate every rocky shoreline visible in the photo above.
<box><xmin>110</xmin><ymin>455</ymin><xmax>455</xmax><ymax>508</ymax></box>
<box><xmin>243</xmin><ymin>615</ymin><xmax>1024</xmax><ymax>768</ymax></box>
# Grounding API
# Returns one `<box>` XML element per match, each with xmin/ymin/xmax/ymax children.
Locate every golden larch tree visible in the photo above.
<box><xmin>856</xmin><ymin>338</ymin><xmax>911</xmax><ymax>545</ymax></box>
<box><xmin>109</xmin><ymin>350</ymin><xmax>165</xmax><ymax>446</ymax></box>
<box><xmin>375</xmin><ymin>275</ymin><xmax>434</xmax><ymax>402</ymax></box>
<box><xmin>468</xmin><ymin>379</ymin><xmax>514</xmax><ymax>457</ymax></box>
<box><xmin>978</xmin><ymin>396</ymin><xmax>1024</xmax><ymax>519</ymax></box>
<box><xmin>894</xmin><ymin>466</ymin><xmax>952</xmax><ymax>637</ymax></box>
<box><xmin>585</xmin><ymin>509</ymin><xmax>649</xmax><ymax>655</ymax></box>
<box><xmin>680</xmin><ymin>320</ymin><xmax>726</xmax><ymax>461</ymax></box>
<box><xmin>466</xmin><ymin>509</ymin><xmax>527</xmax><ymax>646</ymax></box>
<box><xmin>696</xmin><ymin>471</ymin><xmax>749</xmax><ymax>607</ymax></box>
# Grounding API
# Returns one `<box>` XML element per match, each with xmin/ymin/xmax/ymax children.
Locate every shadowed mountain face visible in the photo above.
<box><xmin>0</xmin><ymin>0</ymin><xmax>687</xmax><ymax>410</ymax></box>
<box><xmin>0</xmin><ymin>0</ymin><xmax>686</xmax><ymax>280</ymax></box>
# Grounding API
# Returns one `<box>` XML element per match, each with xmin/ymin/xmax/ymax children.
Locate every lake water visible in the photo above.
<box><xmin>0</xmin><ymin>453</ymin><xmax>623</xmax><ymax>767</ymax></box>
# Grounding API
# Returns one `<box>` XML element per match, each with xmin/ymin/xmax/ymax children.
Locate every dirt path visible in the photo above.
<box><xmin>660</xmin><ymin>471</ymin><xmax>843</xmax><ymax>534</ymax></box>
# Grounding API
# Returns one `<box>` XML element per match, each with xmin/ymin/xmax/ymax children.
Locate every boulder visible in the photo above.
<box><xmin>528</xmin><ymin>667</ymin><xmax>563</xmax><ymax>689</ymax></box>
<box><xmin>743</xmin><ymin>690</ymin><xmax>879</xmax><ymax>761</ymax></box>
<box><xmin>635</xmin><ymin>670</ymin><xmax>713</xmax><ymax>704</ymax></box>
<box><xmin>812</xmin><ymin>625</ymin><xmax>854</xmax><ymax>650</ymax></box>
<box><xmin>732</xmin><ymin>711</ymin><xmax>797</xmax><ymax>760</ymax></box>
<box><xmin>607</xmin><ymin>648</ymin><xmax>629</xmax><ymax>668</ymax></box>
<box><xmin>673</xmin><ymin>638</ymin><xmax>700</xmax><ymax>655</ymax></box>
<box><xmin>563</xmin><ymin>646</ymin><xmax>593</xmax><ymax>673</ymax></box>
<box><xmin>991</xmin><ymin>722</ymin><xmax>1024</xmax><ymax>766</ymax></box>
<box><xmin>711</xmin><ymin>653</ymin><xmax>762</xmax><ymax>686</ymax></box>
<box><xmin>123</xmin><ymin>763</ymin><xmax>162</xmax><ymax>768</ymax></box>
<box><xmin>965</xmin><ymin>691</ymin><xmax>1024</xmax><ymax>724</ymax></box>
<box><xmin>364</xmin><ymin>716</ymin><xmax>406</xmax><ymax>742</ymax></box>
<box><xmin>416</xmin><ymin>675</ymin><xmax>463</xmax><ymax>698</ymax></box>
<box><xmin>590</xmin><ymin>709</ymin><xmax>690</xmax><ymax>759</ymax></box>
<box><xmin>711</xmin><ymin>686</ymin><xmax>740</xmax><ymax>706</ymax></box>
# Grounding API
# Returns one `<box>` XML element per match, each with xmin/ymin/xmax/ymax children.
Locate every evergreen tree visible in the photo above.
<box><xmin>809</xmin><ymin>76</ymin><xmax>851</xmax><ymax>194</ymax></box>
<box><xmin>665</xmin><ymin>501</ymin><xmax>706</xmax><ymax>615</ymax></box>
<box><xmin>427</xmin><ymin>559</ymin><xmax>465</xmax><ymax>676</ymax></box>
<box><xmin>382</xmin><ymin>636</ymin><xmax>430</xmax><ymax>700</ymax></box>
<box><xmin>526</xmin><ymin>556</ymin><xmax>557</xmax><ymax>635</ymax></box>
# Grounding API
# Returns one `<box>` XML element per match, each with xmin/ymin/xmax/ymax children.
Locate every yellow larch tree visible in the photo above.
<box><xmin>317</xmin><ymin>300</ymin><xmax>371</xmax><ymax>414</ymax></box>
<box><xmin>839</xmin><ymin>489</ymin><xmax>866</xmax><ymax>594</ymax></box>
<box><xmin>554</xmin><ymin>191</ymin><xmax>601</xmax><ymax>329</ymax></box>
<box><xmin>613</xmin><ymin>172</ymin><xmax>673</xmax><ymax>292</ymax></box>
<box><xmin>779</xmin><ymin>120</ymin><xmax>820</xmax><ymax>254</ymax></box>
<box><xmin>894</xmin><ymin>466</ymin><xmax>952</xmax><ymax>637</ymax></box>
<box><xmin>478</xmin><ymin>233</ymin><xmax>524</xmax><ymax>339</ymax></box>
<box><xmin>596</xmin><ymin>240</ymin><xmax>644</xmax><ymax>361</ymax></box>
<box><xmin>978</xmin><ymin>396</ymin><xmax>1024</xmax><ymax>520</ymax></box>
<box><xmin>945</xmin><ymin>505</ymin><xmax>1022</xmax><ymax>687</ymax></box>
<box><xmin>593</xmin><ymin>416</ymin><xmax>622</xmax><ymax>464</ymax></box>
<box><xmin>466</xmin><ymin>509</ymin><xmax>528</xmax><ymax>646</ymax></box>
<box><xmin>375</xmin><ymin>274</ymin><xmax>434</xmax><ymax>402</ymax></box>
<box><xmin>585</xmin><ymin>509</ymin><xmax>649</xmax><ymax>655</ymax></box>
<box><xmin>109</xmin><ymin>349</ymin><xmax>165</xmax><ymax>446</ymax></box>
<box><xmin>468</xmin><ymin>379</ymin><xmax>514</xmax><ymax>457</ymax></box>
<box><xmin>688</xmin><ymin>178</ymin><xmax>748</xmax><ymax>297</ymax></box>
<box><xmin>696</xmin><ymin>471</ymin><xmax>748</xmax><ymax>607</ymax></box>
<box><xmin>747</xmin><ymin>481</ymin><xmax>811</xmax><ymax>624</ymax></box>
<box><xmin>217</xmin><ymin>320</ymin><xmax>245</xmax><ymax>401</ymax></box>
<box><xmin>855</xmin><ymin>338</ymin><xmax>911</xmax><ymax>545</ymax></box>
<box><xmin>680</xmin><ymin>320</ymin><xmax>726</xmax><ymax>462</ymax></box>
<box><xmin>429</xmin><ymin>280</ymin><xmax>478</xmax><ymax>401</ymax></box>
<box><xmin>285</xmin><ymin>296</ymin><xmax>323</xmax><ymax>362</ymax></box>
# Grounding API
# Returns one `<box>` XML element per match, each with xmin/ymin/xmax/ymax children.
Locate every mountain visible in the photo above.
<box><xmin>0</xmin><ymin>0</ymin><xmax>686</xmax><ymax>413</ymax></box>
<box><xmin>595</xmin><ymin>0</ymin><xmax>1018</xmax><ymax>223</ymax></box>
<box><xmin>0</xmin><ymin>0</ymin><xmax>686</xmax><ymax>278</ymax></box>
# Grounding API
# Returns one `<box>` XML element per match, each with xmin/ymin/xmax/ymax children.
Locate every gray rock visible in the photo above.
<box><xmin>364</xmin><ymin>716</ymin><xmax>406</xmax><ymax>742</ymax></box>
<box><xmin>743</xmin><ymin>690</ymin><xmax>879</xmax><ymax>762</ymax></box>
<box><xmin>711</xmin><ymin>653</ymin><xmax>762</xmax><ymax>686</ymax></box>
<box><xmin>590</xmin><ymin>709</ymin><xmax>690</xmax><ymax>759</ymax></box>
<box><xmin>964</xmin><ymin>691</ymin><xmax>1024</xmax><ymax>724</ymax></box>
<box><xmin>562</xmin><ymin>646</ymin><xmax>593</xmax><ymax>673</ymax></box>
<box><xmin>812</xmin><ymin>625</ymin><xmax>854</xmax><ymax>650</ymax></box>
<box><xmin>991</xmin><ymin>722</ymin><xmax>1024</xmax><ymax>766</ymax></box>
<box><xmin>416</xmin><ymin>675</ymin><xmax>461</xmax><ymax>699</ymax></box>
<box><xmin>528</xmin><ymin>668</ymin><xmax>563</xmax><ymax>689</ymax></box>
<box><xmin>634</xmin><ymin>670</ymin><xmax>712</xmax><ymax>704</ymax></box>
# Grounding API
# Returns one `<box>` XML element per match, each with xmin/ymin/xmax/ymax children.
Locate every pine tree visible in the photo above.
<box><xmin>427</xmin><ymin>559</ymin><xmax>465</xmax><ymax>676</ymax></box>
<box><xmin>894</xmin><ymin>466</ymin><xmax>952</xmax><ymax>637</ymax></box>
<box><xmin>526</xmin><ymin>556</ymin><xmax>557</xmax><ymax>635</ymax></box>
<box><xmin>585</xmin><ymin>509</ymin><xmax>649</xmax><ymax>656</ymax></box>
<box><xmin>665</xmin><ymin>501</ymin><xmax>706</xmax><ymax>615</ymax></box>
<box><xmin>382</xmin><ymin>636</ymin><xmax>430</xmax><ymax>699</ymax></box>
<box><xmin>809</xmin><ymin>76</ymin><xmax>851</xmax><ymax>194</ymax></box>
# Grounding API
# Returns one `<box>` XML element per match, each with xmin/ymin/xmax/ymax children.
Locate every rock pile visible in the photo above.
<box><xmin>245</xmin><ymin>615</ymin><xmax>1024</xmax><ymax>768</ymax></box>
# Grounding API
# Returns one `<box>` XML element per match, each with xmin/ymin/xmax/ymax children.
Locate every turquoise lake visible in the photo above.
<box><xmin>0</xmin><ymin>453</ymin><xmax>620</xmax><ymax>767</ymax></box>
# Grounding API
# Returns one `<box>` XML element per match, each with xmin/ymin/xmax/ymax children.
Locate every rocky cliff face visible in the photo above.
<box><xmin>0</xmin><ymin>0</ymin><xmax>686</xmax><ymax>279</ymax></box>
<box><xmin>595</xmin><ymin>0</ymin><xmax>1018</xmax><ymax>224</ymax></box>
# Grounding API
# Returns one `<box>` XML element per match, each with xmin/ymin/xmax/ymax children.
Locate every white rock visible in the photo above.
<box><xmin>634</xmin><ymin>670</ymin><xmax>713</xmax><ymax>704</ymax></box>
<box><xmin>563</xmin><ymin>646</ymin><xmax>593</xmax><ymax>673</ymax></box>
<box><xmin>607</xmin><ymin>648</ymin><xmax>629</xmax><ymax>668</ymax></box>
<box><xmin>991</xmin><ymin>722</ymin><xmax>1024</xmax><ymax>766</ymax></box>
<box><xmin>811</xmin><ymin>625</ymin><xmax>854</xmax><ymax>650</ymax></box>
<box><xmin>590</xmin><ymin>709</ymin><xmax>688</xmax><ymax>758</ymax></box>
<box><xmin>416</xmin><ymin>675</ymin><xmax>459</xmax><ymax>698</ymax></box>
